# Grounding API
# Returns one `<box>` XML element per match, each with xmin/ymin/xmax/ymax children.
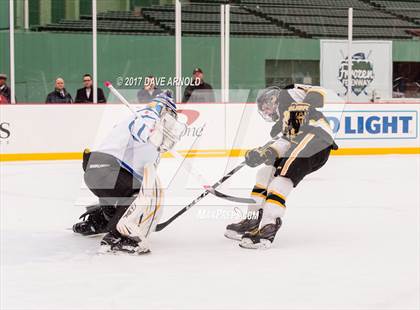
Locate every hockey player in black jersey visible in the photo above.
<box><xmin>225</xmin><ymin>84</ymin><xmax>338</xmax><ymax>249</ymax></box>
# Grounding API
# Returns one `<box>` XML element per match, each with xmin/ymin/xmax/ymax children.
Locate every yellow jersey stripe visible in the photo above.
<box><xmin>281</xmin><ymin>133</ymin><xmax>315</xmax><ymax>176</ymax></box>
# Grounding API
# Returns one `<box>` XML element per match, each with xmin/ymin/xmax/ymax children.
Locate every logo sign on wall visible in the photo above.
<box><xmin>320</xmin><ymin>40</ymin><xmax>392</xmax><ymax>102</ymax></box>
<box><xmin>323</xmin><ymin>110</ymin><xmax>417</xmax><ymax>139</ymax></box>
<box><xmin>0</xmin><ymin>122</ymin><xmax>11</xmax><ymax>144</ymax></box>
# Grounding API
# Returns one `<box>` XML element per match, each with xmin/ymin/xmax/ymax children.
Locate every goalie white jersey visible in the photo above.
<box><xmin>93</xmin><ymin>106</ymin><xmax>160</xmax><ymax>180</ymax></box>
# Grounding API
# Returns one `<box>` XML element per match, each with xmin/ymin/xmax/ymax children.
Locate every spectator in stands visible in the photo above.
<box><xmin>75</xmin><ymin>74</ymin><xmax>106</xmax><ymax>103</ymax></box>
<box><xmin>183</xmin><ymin>68</ymin><xmax>215</xmax><ymax>103</ymax></box>
<box><xmin>0</xmin><ymin>74</ymin><xmax>11</xmax><ymax>104</ymax></box>
<box><xmin>137</xmin><ymin>76</ymin><xmax>162</xmax><ymax>103</ymax></box>
<box><xmin>46</xmin><ymin>78</ymin><xmax>73</xmax><ymax>103</ymax></box>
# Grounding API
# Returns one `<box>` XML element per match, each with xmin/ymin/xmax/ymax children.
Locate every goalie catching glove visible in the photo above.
<box><xmin>245</xmin><ymin>146</ymin><xmax>278</xmax><ymax>167</ymax></box>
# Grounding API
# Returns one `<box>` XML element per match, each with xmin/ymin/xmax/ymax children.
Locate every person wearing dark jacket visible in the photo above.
<box><xmin>46</xmin><ymin>78</ymin><xmax>73</xmax><ymax>103</ymax></box>
<box><xmin>183</xmin><ymin>68</ymin><xmax>215</xmax><ymax>103</ymax></box>
<box><xmin>137</xmin><ymin>76</ymin><xmax>162</xmax><ymax>103</ymax></box>
<box><xmin>0</xmin><ymin>73</ymin><xmax>11</xmax><ymax>104</ymax></box>
<box><xmin>75</xmin><ymin>74</ymin><xmax>106</xmax><ymax>103</ymax></box>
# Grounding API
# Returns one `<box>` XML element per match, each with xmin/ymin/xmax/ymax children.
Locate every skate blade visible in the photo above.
<box><xmin>97</xmin><ymin>245</ymin><xmax>151</xmax><ymax>256</ymax></box>
<box><xmin>85</xmin><ymin>233</ymin><xmax>106</xmax><ymax>239</ymax></box>
<box><xmin>239</xmin><ymin>238</ymin><xmax>272</xmax><ymax>250</ymax></box>
<box><xmin>109</xmin><ymin>249</ymin><xmax>151</xmax><ymax>256</ymax></box>
<box><xmin>97</xmin><ymin>244</ymin><xmax>112</xmax><ymax>254</ymax></box>
<box><xmin>224</xmin><ymin>230</ymin><xmax>243</xmax><ymax>241</ymax></box>
<box><xmin>67</xmin><ymin>228</ymin><xmax>106</xmax><ymax>238</ymax></box>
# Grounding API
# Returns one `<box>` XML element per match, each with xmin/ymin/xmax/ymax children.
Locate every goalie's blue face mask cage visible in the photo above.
<box><xmin>152</xmin><ymin>90</ymin><xmax>177</xmax><ymax>116</ymax></box>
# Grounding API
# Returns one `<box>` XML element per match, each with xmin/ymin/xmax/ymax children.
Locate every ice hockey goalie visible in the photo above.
<box><xmin>73</xmin><ymin>91</ymin><xmax>186</xmax><ymax>254</ymax></box>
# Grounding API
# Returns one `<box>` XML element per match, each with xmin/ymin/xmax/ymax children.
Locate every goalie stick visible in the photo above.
<box><xmin>105</xmin><ymin>81</ymin><xmax>255</xmax><ymax>204</ymax></box>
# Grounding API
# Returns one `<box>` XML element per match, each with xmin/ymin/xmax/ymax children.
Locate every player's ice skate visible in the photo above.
<box><xmin>224</xmin><ymin>209</ymin><xmax>263</xmax><ymax>241</ymax></box>
<box><xmin>72</xmin><ymin>203</ymin><xmax>114</xmax><ymax>236</ymax></box>
<box><xmin>239</xmin><ymin>218</ymin><xmax>282</xmax><ymax>250</ymax></box>
<box><xmin>98</xmin><ymin>232</ymin><xmax>151</xmax><ymax>255</ymax></box>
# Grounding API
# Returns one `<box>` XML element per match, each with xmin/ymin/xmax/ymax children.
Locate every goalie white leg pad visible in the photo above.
<box><xmin>116</xmin><ymin>163</ymin><xmax>164</xmax><ymax>249</ymax></box>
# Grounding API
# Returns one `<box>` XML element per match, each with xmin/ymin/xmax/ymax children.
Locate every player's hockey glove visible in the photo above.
<box><xmin>245</xmin><ymin>147</ymin><xmax>278</xmax><ymax>167</ymax></box>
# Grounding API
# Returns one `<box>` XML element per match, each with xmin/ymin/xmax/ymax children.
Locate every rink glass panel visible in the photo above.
<box><xmin>2</xmin><ymin>1</ymin><xmax>420</xmax><ymax>103</ymax></box>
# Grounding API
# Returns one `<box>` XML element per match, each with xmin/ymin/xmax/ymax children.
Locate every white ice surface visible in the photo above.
<box><xmin>1</xmin><ymin>156</ymin><xmax>419</xmax><ymax>310</ymax></box>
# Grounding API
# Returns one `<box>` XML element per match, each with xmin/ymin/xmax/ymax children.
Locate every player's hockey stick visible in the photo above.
<box><xmin>154</xmin><ymin>136</ymin><xmax>280</xmax><ymax>231</ymax></box>
<box><xmin>155</xmin><ymin>162</ymin><xmax>247</xmax><ymax>231</ymax></box>
<box><xmin>174</xmin><ymin>139</ymin><xmax>255</xmax><ymax>204</ymax></box>
<box><xmin>104</xmin><ymin>81</ymin><xmax>254</xmax><ymax>204</ymax></box>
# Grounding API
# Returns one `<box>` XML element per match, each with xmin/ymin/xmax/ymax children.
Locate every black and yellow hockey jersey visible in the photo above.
<box><xmin>270</xmin><ymin>84</ymin><xmax>338</xmax><ymax>149</ymax></box>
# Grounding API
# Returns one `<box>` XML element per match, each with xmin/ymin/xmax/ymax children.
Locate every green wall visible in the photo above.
<box><xmin>1</xmin><ymin>31</ymin><xmax>420</xmax><ymax>102</ymax></box>
<box><xmin>229</xmin><ymin>37</ymin><xmax>319</xmax><ymax>91</ymax></box>
<box><xmin>0</xmin><ymin>1</ymin><xmax>9</xmax><ymax>30</ymax></box>
<box><xmin>393</xmin><ymin>40</ymin><xmax>420</xmax><ymax>62</ymax></box>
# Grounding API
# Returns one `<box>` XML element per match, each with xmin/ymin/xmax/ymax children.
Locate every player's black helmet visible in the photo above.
<box><xmin>256</xmin><ymin>86</ymin><xmax>282</xmax><ymax>122</ymax></box>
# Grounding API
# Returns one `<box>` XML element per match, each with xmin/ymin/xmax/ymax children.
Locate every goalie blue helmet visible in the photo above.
<box><xmin>152</xmin><ymin>90</ymin><xmax>177</xmax><ymax>115</ymax></box>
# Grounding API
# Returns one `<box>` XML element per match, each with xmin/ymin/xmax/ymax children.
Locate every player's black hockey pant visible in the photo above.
<box><xmin>274</xmin><ymin>133</ymin><xmax>336</xmax><ymax>187</ymax></box>
<box><xmin>82</xmin><ymin>151</ymin><xmax>142</xmax><ymax>232</ymax></box>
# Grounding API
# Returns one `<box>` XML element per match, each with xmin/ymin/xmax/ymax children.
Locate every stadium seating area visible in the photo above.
<box><xmin>368</xmin><ymin>0</ymin><xmax>420</xmax><ymax>23</ymax></box>
<box><xmin>35</xmin><ymin>0</ymin><xmax>420</xmax><ymax>39</ymax></box>
<box><xmin>38</xmin><ymin>13</ymin><xmax>167</xmax><ymax>35</ymax></box>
